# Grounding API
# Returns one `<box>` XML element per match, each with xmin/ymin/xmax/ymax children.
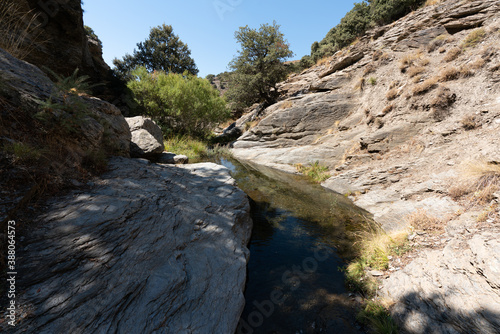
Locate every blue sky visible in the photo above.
<box><xmin>82</xmin><ymin>0</ymin><xmax>357</xmax><ymax>77</ymax></box>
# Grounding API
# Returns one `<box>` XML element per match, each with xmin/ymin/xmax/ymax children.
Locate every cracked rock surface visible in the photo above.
<box><xmin>381</xmin><ymin>228</ymin><xmax>500</xmax><ymax>334</ymax></box>
<box><xmin>8</xmin><ymin>157</ymin><xmax>252</xmax><ymax>334</ymax></box>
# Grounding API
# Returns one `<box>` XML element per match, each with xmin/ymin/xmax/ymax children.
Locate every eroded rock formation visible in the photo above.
<box><xmin>6</xmin><ymin>157</ymin><xmax>252</xmax><ymax>333</ymax></box>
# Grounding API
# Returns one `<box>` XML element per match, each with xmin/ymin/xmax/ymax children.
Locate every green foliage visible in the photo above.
<box><xmin>295</xmin><ymin>161</ymin><xmax>331</xmax><ymax>183</ymax></box>
<box><xmin>225</xmin><ymin>21</ymin><xmax>294</xmax><ymax>110</ymax></box>
<box><xmin>44</xmin><ymin>67</ymin><xmax>101</xmax><ymax>95</ymax></box>
<box><xmin>163</xmin><ymin>135</ymin><xmax>232</xmax><ymax>162</ymax></box>
<box><xmin>3</xmin><ymin>141</ymin><xmax>44</xmax><ymax>164</ymax></box>
<box><xmin>35</xmin><ymin>68</ymin><xmax>99</xmax><ymax>135</ymax></box>
<box><xmin>358</xmin><ymin>301</ymin><xmax>399</xmax><ymax>334</ymax></box>
<box><xmin>113</xmin><ymin>24</ymin><xmax>198</xmax><ymax>80</ymax></box>
<box><xmin>84</xmin><ymin>25</ymin><xmax>103</xmax><ymax>48</ymax></box>
<box><xmin>310</xmin><ymin>0</ymin><xmax>426</xmax><ymax>63</ymax></box>
<box><xmin>369</xmin><ymin>77</ymin><xmax>377</xmax><ymax>85</ymax></box>
<box><xmin>369</xmin><ymin>0</ymin><xmax>424</xmax><ymax>25</ymax></box>
<box><xmin>128</xmin><ymin>67</ymin><xmax>230</xmax><ymax>138</ymax></box>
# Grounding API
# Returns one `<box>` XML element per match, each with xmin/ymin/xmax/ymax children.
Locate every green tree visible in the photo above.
<box><xmin>113</xmin><ymin>24</ymin><xmax>198</xmax><ymax>79</ymax></box>
<box><xmin>127</xmin><ymin>67</ymin><xmax>229</xmax><ymax>138</ymax></box>
<box><xmin>226</xmin><ymin>21</ymin><xmax>293</xmax><ymax>109</ymax></box>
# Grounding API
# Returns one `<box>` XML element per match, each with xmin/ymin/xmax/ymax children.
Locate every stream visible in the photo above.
<box><xmin>212</xmin><ymin>158</ymin><xmax>370</xmax><ymax>334</ymax></box>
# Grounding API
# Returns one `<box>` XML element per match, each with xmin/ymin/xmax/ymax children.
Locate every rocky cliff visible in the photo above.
<box><xmin>230</xmin><ymin>0</ymin><xmax>500</xmax><ymax>332</ymax></box>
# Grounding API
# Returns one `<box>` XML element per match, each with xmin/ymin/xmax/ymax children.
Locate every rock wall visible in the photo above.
<box><xmin>230</xmin><ymin>0</ymin><xmax>500</xmax><ymax>332</ymax></box>
<box><xmin>20</xmin><ymin>0</ymin><xmax>110</xmax><ymax>81</ymax></box>
<box><xmin>4</xmin><ymin>157</ymin><xmax>252</xmax><ymax>333</ymax></box>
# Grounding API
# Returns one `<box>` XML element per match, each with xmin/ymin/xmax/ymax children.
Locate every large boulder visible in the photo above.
<box><xmin>5</xmin><ymin>157</ymin><xmax>252</xmax><ymax>333</ymax></box>
<box><xmin>126</xmin><ymin>116</ymin><xmax>164</xmax><ymax>157</ymax></box>
<box><xmin>0</xmin><ymin>47</ymin><xmax>131</xmax><ymax>158</ymax></box>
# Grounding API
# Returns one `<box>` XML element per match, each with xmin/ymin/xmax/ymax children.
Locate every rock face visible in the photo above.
<box><xmin>126</xmin><ymin>116</ymin><xmax>164</xmax><ymax>157</ymax></box>
<box><xmin>7</xmin><ymin>157</ymin><xmax>252</xmax><ymax>333</ymax></box>
<box><xmin>229</xmin><ymin>0</ymin><xmax>500</xmax><ymax>332</ymax></box>
<box><xmin>19</xmin><ymin>0</ymin><xmax>110</xmax><ymax>82</ymax></box>
<box><xmin>381</xmin><ymin>228</ymin><xmax>500</xmax><ymax>334</ymax></box>
<box><xmin>0</xmin><ymin>47</ymin><xmax>131</xmax><ymax>158</ymax></box>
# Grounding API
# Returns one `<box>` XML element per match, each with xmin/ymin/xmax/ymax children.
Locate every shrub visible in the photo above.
<box><xmin>226</xmin><ymin>22</ymin><xmax>293</xmax><ymax>109</ymax></box>
<box><xmin>357</xmin><ymin>301</ymin><xmax>399</xmax><ymax>334</ymax></box>
<box><xmin>128</xmin><ymin>67</ymin><xmax>230</xmax><ymax>138</ymax></box>
<box><xmin>407</xmin><ymin>66</ymin><xmax>425</xmax><ymax>77</ymax></box>
<box><xmin>443</xmin><ymin>47</ymin><xmax>462</xmax><ymax>62</ymax></box>
<box><xmin>450</xmin><ymin>160</ymin><xmax>500</xmax><ymax>207</ymax></box>
<box><xmin>461</xmin><ymin>28</ymin><xmax>486</xmax><ymax>49</ymax></box>
<box><xmin>461</xmin><ymin>115</ymin><xmax>478</xmax><ymax>130</ymax></box>
<box><xmin>368</xmin><ymin>77</ymin><xmax>377</xmax><ymax>85</ymax></box>
<box><xmin>412</xmin><ymin>78</ymin><xmax>438</xmax><ymax>95</ymax></box>
<box><xmin>294</xmin><ymin>161</ymin><xmax>330</xmax><ymax>183</ymax></box>
<box><xmin>0</xmin><ymin>0</ymin><xmax>43</xmax><ymax>60</ymax></box>
<box><xmin>438</xmin><ymin>66</ymin><xmax>460</xmax><ymax>81</ymax></box>
<box><xmin>405</xmin><ymin>209</ymin><xmax>443</xmax><ymax>232</ymax></box>
<box><xmin>386</xmin><ymin>88</ymin><xmax>399</xmax><ymax>100</ymax></box>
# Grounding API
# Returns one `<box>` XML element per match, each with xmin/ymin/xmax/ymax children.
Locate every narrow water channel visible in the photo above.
<box><xmin>214</xmin><ymin>158</ymin><xmax>370</xmax><ymax>334</ymax></box>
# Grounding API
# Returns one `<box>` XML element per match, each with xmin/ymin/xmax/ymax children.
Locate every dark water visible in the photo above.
<box><xmin>214</xmin><ymin>158</ymin><xmax>369</xmax><ymax>334</ymax></box>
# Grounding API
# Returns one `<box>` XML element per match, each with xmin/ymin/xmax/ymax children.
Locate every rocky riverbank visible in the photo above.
<box><xmin>2</xmin><ymin>157</ymin><xmax>252</xmax><ymax>333</ymax></box>
<box><xmin>229</xmin><ymin>0</ymin><xmax>500</xmax><ymax>332</ymax></box>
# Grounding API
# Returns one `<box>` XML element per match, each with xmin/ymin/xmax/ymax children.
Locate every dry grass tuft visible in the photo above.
<box><xmin>399</xmin><ymin>50</ymin><xmax>429</xmax><ymax>72</ymax></box>
<box><xmin>355</xmin><ymin>77</ymin><xmax>365</xmax><ymax>91</ymax></box>
<box><xmin>438</xmin><ymin>66</ymin><xmax>460</xmax><ymax>81</ymax></box>
<box><xmin>317</xmin><ymin>56</ymin><xmax>333</xmax><ymax>66</ymax></box>
<box><xmin>449</xmin><ymin>160</ymin><xmax>500</xmax><ymax>206</ymax></box>
<box><xmin>443</xmin><ymin>47</ymin><xmax>462</xmax><ymax>62</ymax></box>
<box><xmin>424</xmin><ymin>0</ymin><xmax>445</xmax><ymax>6</ymax></box>
<box><xmin>405</xmin><ymin>209</ymin><xmax>443</xmax><ymax>232</ymax></box>
<box><xmin>381</xmin><ymin>104</ymin><xmax>393</xmax><ymax>115</ymax></box>
<box><xmin>0</xmin><ymin>0</ymin><xmax>44</xmax><ymax>60</ymax></box>
<box><xmin>363</xmin><ymin>63</ymin><xmax>376</xmax><ymax>76</ymax></box>
<box><xmin>386</xmin><ymin>87</ymin><xmax>399</xmax><ymax>100</ymax></box>
<box><xmin>407</xmin><ymin>66</ymin><xmax>426</xmax><ymax>78</ymax></box>
<box><xmin>461</xmin><ymin>28</ymin><xmax>486</xmax><ymax>49</ymax></box>
<box><xmin>427</xmin><ymin>34</ymin><xmax>452</xmax><ymax>52</ymax></box>
<box><xmin>412</xmin><ymin>77</ymin><xmax>438</xmax><ymax>95</ymax></box>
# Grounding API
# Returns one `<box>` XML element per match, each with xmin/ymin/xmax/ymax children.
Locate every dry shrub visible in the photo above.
<box><xmin>317</xmin><ymin>56</ymin><xmax>332</xmax><ymax>66</ymax></box>
<box><xmin>405</xmin><ymin>209</ymin><xmax>443</xmax><ymax>232</ymax></box>
<box><xmin>372</xmin><ymin>50</ymin><xmax>383</xmax><ymax>61</ymax></box>
<box><xmin>427</xmin><ymin>34</ymin><xmax>451</xmax><ymax>52</ymax></box>
<box><xmin>438</xmin><ymin>66</ymin><xmax>460</xmax><ymax>81</ymax></box>
<box><xmin>399</xmin><ymin>50</ymin><xmax>429</xmax><ymax>72</ymax></box>
<box><xmin>450</xmin><ymin>160</ymin><xmax>500</xmax><ymax>206</ymax></box>
<box><xmin>0</xmin><ymin>0</ymin><xmax>43</xmax><ymax>60</ymax></box>
<box><xmin>429</xmin><ymin>86</ymin><xmax>455</xmax><ymax>121</ymax></box>
<box><xmin>381</xmin><ymin>104</ymin><xmax>393</xmax><ymax>115</ymax></box>
<box><xmin>412</xmin><ymin>77</ymin><xmax>438</xmax><ymax>95</ymax></box>
<box><xmin>386</xmin><ymin>87</ymin><xmax>399</xmax><ymax>100</ymax></box>
<box><xmin>355</xmin><ymin>77</ymin><xmax>365</xmax><ymax>91</ymax></box>
<box><xmin>461</xmin><ymin>115</ymin><xmax>478</xmax><ymax>130</ymax></box>
<box><xmin>462</xmin><ymin>28</ymin><xmax>486</xmax><ymax>49</ymax></box>
<box><xmin>363</xmin><ymin>63</ymin><xmax>376</xmax><ymax>76</ymax></box>
<box><xmin>443</xmin><ymin>47</ymin><xmax>462</xmax><ymax>62</ymax></box>
<box><xmin>407</xmin><ymin>66</ymin><xmax>425</xmax><ymax>78</ymax></box>
<box><xmin>412</xmin><ymin>74</ymin><xmax>423</xmax><ymax>83</ymax></box>
<box><xmin>424</xmin><ymin>0</ymin><xmax>445</xmax><ymax>6</ymax></box>
<box><xmin>471</xmin><ymin>57</ymin><xmax>486</xmax><ymax>69</ymax></box>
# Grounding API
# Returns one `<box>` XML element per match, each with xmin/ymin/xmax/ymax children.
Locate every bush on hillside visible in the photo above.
<box><xmin>127</xmin><ymin>67</ymin><xmax>230</xmax><ymax>138</ymax></box>
<box><xmin>310</xmin><ymin>0</ymin><xmax>426</xmax><ymax>62</ymax></box>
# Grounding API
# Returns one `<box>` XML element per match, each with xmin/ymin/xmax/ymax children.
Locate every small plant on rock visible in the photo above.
<box><xmin>294</xmin><ymin>161</ymin><xmax>330</xmax><ymax>183</ymax></box>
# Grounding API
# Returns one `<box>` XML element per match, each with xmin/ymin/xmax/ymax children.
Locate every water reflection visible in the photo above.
<box><xmin>213</xmin><ymin>158</ymin><xmax>369</xmax><ymax>333</ymax></box>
